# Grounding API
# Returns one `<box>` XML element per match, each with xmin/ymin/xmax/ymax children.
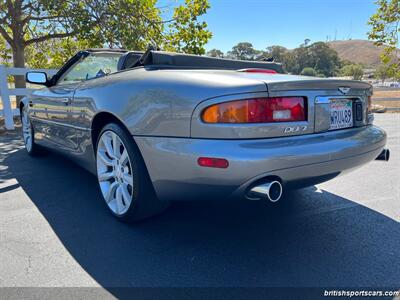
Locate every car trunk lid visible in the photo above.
<box><xmin>190</xmin><ymin>72</ymin><xmax>372</xmax><ymax>139</ymax></box>
<box><xmin>253</xmin><ymin>73</ymin><xmax>373</xmax><ymax>133</ymax></box>
<box><xmin>245</xmin><ymin>73</ymin><xmax>372</xmax><ymax>92</ymax></box>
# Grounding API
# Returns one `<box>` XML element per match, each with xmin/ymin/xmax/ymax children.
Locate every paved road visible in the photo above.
<box><xmin>0</xmin><ymin>114</ymin><xmax>399</xmax><ymax>298</ymax></box>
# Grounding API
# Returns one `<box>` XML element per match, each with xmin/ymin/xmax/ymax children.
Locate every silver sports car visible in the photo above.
<box><xmin>22</xmin><ymin>48</ymin><xmax>389</xmax><ymax>221</ymax></box>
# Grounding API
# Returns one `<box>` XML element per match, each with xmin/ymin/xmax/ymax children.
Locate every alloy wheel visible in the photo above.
<box><xmin>22</xmin><ymin>109</ymin><xmax>33</xmax><ymax>152</ymax></box>
<box><xmin>96</xmin><ymin>130</ymin><xmax>134</xmax><ymax>215</ymax></box>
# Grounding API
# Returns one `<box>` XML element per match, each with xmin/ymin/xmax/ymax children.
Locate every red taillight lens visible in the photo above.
<box><xmin>239</xmin><ymin>68</ymin><xmax>277</xmax><ymax>74</ymax></box>
<box><xmin>202</xmin><ymin>97</ymin><xmax>306</xmax><ymax>123</ymax></box>
<box><xmin>198</xmin><ymin>157</ymin><xmax>229</xmax><ymax>168</ymax></box>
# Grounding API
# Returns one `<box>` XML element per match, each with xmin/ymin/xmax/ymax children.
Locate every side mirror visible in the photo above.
<box><xmin>26</xmin><ymin>71</ymin><xmax>48</xmax><ymax>85</ymax></box>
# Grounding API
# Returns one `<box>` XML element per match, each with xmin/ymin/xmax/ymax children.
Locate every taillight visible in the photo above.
<box><xmin>238</xmin><ymin>68</ymin><xmax>277</xmax><ymax>74</ymax></box>
<box><xmin>202</xmin><ymin>97</ymin><xmax>306</xmax><ymax>123</ymax></box>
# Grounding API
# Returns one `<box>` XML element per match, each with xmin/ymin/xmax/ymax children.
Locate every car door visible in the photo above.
<box><xmin>29</xmin><ymin>52</ymin><xmax>88</xmax><ymax>150</ymax></box>
<box><xmin>30</xmin><ymin>83</ymin><xmax>78</xmax><ymax>150</ymax></box>
<box><xmin>30</xmin><ymin>51</ymin><xmax>124</xmax><ymax>151</ymax></box>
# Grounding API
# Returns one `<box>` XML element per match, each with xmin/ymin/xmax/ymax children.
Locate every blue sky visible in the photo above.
<box><xmin>201</xmin><ymin>0</ymin><xmax>377</xmax><ymax>52</ymax></box>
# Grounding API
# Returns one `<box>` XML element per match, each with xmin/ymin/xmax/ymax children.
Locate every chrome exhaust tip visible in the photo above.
<box><xmin>376</xmin><ymin>149</ymin><xmax>390</xmax><ymax>161</ymax></box>
<box><xmin>246</xmin><ymin>181</ymin><xmax>283</xmax><ymax>202</ymax></box>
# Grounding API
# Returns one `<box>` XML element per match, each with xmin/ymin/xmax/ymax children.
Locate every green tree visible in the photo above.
<box><xmin>0</xmin><ymin>36</ymin><xmax>12</xmax><ymax>66</ymax></box>
<box><xmin>166</xmin><ymin>0</ymin><xmax>212</xmax><ymax>55</ymax></box>
<box><xmin>339</xmin><ymin>64</ymin><xmax>364</xmax><ymax>80</ymax></box>
<box><xmin>283</xmin><ymin>42</ymin><xmax>341</xmax><ymax>76</ymax></box>
<box><xmin>300</xmin><ymin>67</ymin><xmax>317</xmax><ymax>77</ymax></box>
<box><xmin>368</xmin><ymin>0</ymin><xmax>400</xmax><ymax>79</ymax></box>
<box><xmin>288</xmin><ymin>45</ymin><xmax>309</xmax><ymax>74</ymax></box>
<box><xmin>263</xmin><ymin>45</ymin><xmax>288</xmax><ymax>63</ymax></box>
<box><xmin>0</xmin><ymin>0</ymin><xmax>95</xmax><ymax>98</ymax></box>
<box><xmin>307</xmin><ymin>42</ymin><xmax>341</xmax><ymax>77</ymax></box>
<box><xmin>26</xmin><ymin>38</ymin><xmax>99</xmax><ymax>69</ymax></box>
<box><xmin>92</xmin><ymin>0</ymin><xmax>165</xmax><ymax>50</ymax></box>
<box><xmin>206</xmin><ymin>49</ymin><xmax>224</xmax><ymax>58</ymax></box>
<box><xmin>228</xmin><ymin>42</ymin><xmax>259</xmax><ymax>60</ymax></box>
<box><xmin>0</xmin><ymin>0</ymin><xmax>212</xmax><ymax>103</ymax></box>
<box><xmin>279</xmin><ymin>50</ymin><xmax>297</xmax><ymax>74</ymax></box>
<box><xmin>375</xmin><ymin>64</ymin><xmax>392</xmax><ymax>82</ymax></box>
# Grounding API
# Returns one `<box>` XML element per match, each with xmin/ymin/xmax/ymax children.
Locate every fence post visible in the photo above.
<box><xmin>0</xmin><ymin>65</ymin><xmax>15</xmax><ymax>130</ymax></box>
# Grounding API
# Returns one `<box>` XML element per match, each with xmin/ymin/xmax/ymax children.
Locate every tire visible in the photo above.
<box><xmin>21</xmin><ymin>106</ymin><xmax>41</xmax><ymax>156</ymax></box>
<box><xmin>96</xmin><ymin>123</ymin><xmax>169</xmax><ymax>222</ymax></box>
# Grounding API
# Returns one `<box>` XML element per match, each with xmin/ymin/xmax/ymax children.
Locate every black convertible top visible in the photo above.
<box><xmin>85</xmin><ymin>48</ymin><xmax>284</xmax><ymax>73</ymax></box>
<box><xmin>142</xmin><ymin>51</ymin><xmax>283</xmax><ymax>73</ymax></box>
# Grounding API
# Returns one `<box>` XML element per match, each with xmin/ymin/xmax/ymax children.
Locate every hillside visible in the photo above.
<box><xmin>327</xmin><ymin>39</ymin><xmax>392</xmax><ymax>66</ymax></box>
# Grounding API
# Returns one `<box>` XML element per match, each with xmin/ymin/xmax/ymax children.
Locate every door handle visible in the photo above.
<box><xmin>61</xmin><ymin>97</ymin><xmax>71</xmax><ymax>105</ymax></box>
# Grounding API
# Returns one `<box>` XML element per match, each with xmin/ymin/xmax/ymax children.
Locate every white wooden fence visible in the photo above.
<box><xmin>0</xmin><ymin>65</ymin><xmax>57</xmax><ymax>130</ymax></box>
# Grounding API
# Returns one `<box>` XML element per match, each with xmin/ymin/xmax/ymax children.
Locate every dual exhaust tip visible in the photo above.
<box><xmin>246</xmin><ymin>180</ymin><xmax>283</xmax><ymax>202</ymax></box>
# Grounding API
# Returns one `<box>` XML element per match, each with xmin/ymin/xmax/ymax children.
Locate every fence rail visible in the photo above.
<box><xmin>0</xmin><ymin>65</ymin><xmax>57</xmax><ymax>130</ymax></box>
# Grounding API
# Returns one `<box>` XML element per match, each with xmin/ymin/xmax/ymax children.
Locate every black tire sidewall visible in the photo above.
<box><xmin>96</xmin><ymin>123</ymin><xmax>167</xmax><ymax>222</ymax></box>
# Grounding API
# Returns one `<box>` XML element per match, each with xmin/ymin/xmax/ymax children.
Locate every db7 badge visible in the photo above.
<box><xmin>284</xmin><ymin>126</ymin><xmax>308</xmax><ymax>133</ymax></box>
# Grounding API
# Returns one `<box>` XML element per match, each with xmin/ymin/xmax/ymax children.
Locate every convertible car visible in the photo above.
<box><xmin>22</xmin><ymin>48</ymin><xmax>389</xmax><ymax>221</ymax></box>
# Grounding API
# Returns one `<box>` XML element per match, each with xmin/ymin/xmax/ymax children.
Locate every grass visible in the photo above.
<box><xmin>327</xmin><ymin>40</ymin><xmax>392</xmax><ymax>66</ymax></box>
<box><xmin>372</xmin><ymin>90</ymin><xmax>400</xmax><ymax>111</ymax></box>
<box><xmin>373</xmin><ymin>90</ymin><xmax>400</xmax><ymax>98</ymax></box>
<box><xmin>373</xmin><ymin>100</ymin><xmax>400</xmax><ymax>109</ymax></box>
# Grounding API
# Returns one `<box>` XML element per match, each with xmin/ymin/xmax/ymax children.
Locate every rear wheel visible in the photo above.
<box><xmin>96</xmin><ymin>123</ymin><xmax>168</xmax><ymax>222</ymax></box>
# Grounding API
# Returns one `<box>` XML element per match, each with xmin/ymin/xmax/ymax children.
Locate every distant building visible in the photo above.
<box><xmin>363</xmin><ymin>68</ymin><xmax>376</xmax><ymax>79</ymax></box>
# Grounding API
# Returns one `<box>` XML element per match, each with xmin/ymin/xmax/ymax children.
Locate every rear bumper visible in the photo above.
<box><xmin>134</xmin><ymin>125</ymin><xmax>386</xmax><ymax>201</ymax></box>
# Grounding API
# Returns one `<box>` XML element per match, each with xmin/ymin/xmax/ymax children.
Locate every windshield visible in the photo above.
<box><xmin>58</xmin><ymin>52</ymin><xmax>123</xmax><ymax>85</ymax></box>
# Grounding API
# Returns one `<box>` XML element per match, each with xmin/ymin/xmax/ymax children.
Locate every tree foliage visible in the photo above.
<box><xmin>286</xmin><ymin>42</ymin><xmax>341</xmax><ymax>77</ymax></box>
<box><xmin>263</xmin><ymin>45</ymin><xmax>288</xmax><ymax>62</ymax></box>
<box><xmin>300</xmin><ymin>67</ymin><xmax>317</xmax><ymax>77</ymax></box>
<box><xmin>227</xmin><ymin>42</ymin><xmax>259</xmax><ymax>60</ymax></box>
<box><xmin>0</xmin><ymin>0</ymin><xmax>212</xmax><ymax>67</ymax></box>
<box><xmin>206</xmin><ymin>48</ymin><xmax>224</xmax><ymax>57</ymax></box>
<box><xmin>26</xmin><ymin>38</ymin><xmax>99</xmax><ymax>69</ymax></box>
<box><xmin>375</xmin><ymin>64</ymin><xmax>392</xmax><ymax>82</ymax></box>
<box><xmin>368</xmin><ymin>0</ymin><xmax>400</xmax><ymax>79</ymax></box>
<box><xmin>89</xmin><ymin>0</ymin><xmax>165</xmax><ymax>50</ymax></box>
<box><xmin>0</xmin><ymin>36</ymin><xmax>12</xmax><ymax>66</ymax></box>
<box><xmin>0</xmin><ymin>0</ymin><xmax>211</xmax><ymax>104</ymax></box>
<box><xmin>224</xmin><ymin>41</ymin><xmax>342</xmax><ymax>77</ymax></box>
<box><xmin>0</xmin><ymin>0</ymin><xmax>96</xmax><ymax>96</ymax></box>
<box><xmin>339</xmin><ymin>64</ymin><xmax>364</xmax><ymax>80</ymax></box>
<box><xmin>166</xmin><ymin>0</ymin><xmax>212</xmax><ymax>55</ymax></box>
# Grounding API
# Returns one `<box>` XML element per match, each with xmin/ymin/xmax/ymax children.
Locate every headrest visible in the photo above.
<box><xmin>117</xmin><ymin>52</ymin><xmax>142</xmax><ymax>70</ymax></box>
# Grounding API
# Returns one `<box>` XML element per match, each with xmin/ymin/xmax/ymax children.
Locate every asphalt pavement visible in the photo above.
<box><xmin>0</xmin><ymin>114</ymin><xmax>399</xmax><ymax>299</ymax></box>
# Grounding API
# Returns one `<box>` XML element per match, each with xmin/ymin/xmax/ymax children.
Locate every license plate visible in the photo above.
<box><xmin>329</xmin><ymin>99</ymin><xmax>353</xmax><ymax>130</ymax></box>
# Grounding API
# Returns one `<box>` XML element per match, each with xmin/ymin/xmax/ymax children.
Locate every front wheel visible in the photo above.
<box><xmin>96</xmin><ymin>123</ymin><xmax>168</xmax><ymax>222</ymax></box>
<box><xmin>21</xmin><ymin>106</ymin><xmax>40</xmax><ymax>155</ymax></box>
